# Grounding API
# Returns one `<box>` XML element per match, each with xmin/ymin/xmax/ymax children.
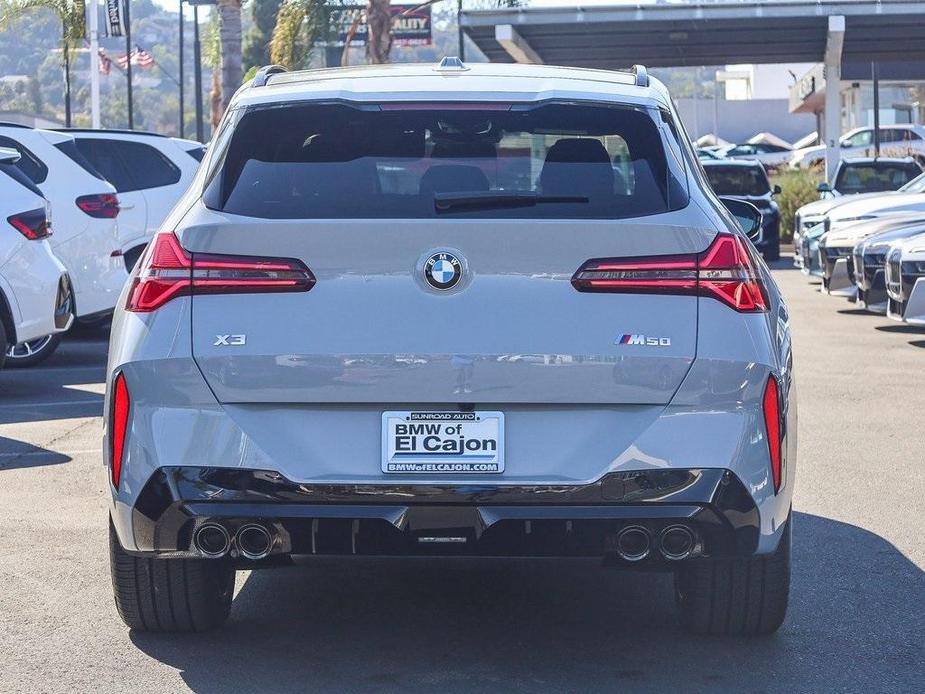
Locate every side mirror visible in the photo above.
<box><xmin>0</xmin><ymin>147</ymin><xmax>21</xmax><ymax>165</ymax></box>
<box><xmin>841</xmin><ymin>141</ymin><xmax>851</xmax><ymax>148</ymax></box>
<box><xmin>817</xmin><ymin>182</ymin><xmax>832</xmax><ymax>194</ymax></box>
<box><xmin>719</xmin><ymin>197</ymin><xmax>762</xmax><ymax>241</ymax></box>
<box><xmin>773</xmin><ymin>184</ymin><xmax>782</xmax><ymax>196</ymax></box>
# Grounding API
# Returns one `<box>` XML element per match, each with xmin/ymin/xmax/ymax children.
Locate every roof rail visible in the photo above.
<box><xmin>0</xmin><ymin>121</ymin><xmax>33</xmax><ymax>129</ymax></box>
<box><xmin>631</xmin><ymin>64</ymin><xmax>649</xmax><ymax>88</ymax></box>
<box><xmin>252</xmin><ymin>64</ymin><xmax>288</xmax><ymax>88</ymax></box>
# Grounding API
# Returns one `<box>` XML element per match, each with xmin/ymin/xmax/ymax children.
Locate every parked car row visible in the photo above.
<box><xmin>792</xmin><ymin>170</ymin><xmax>925</xmax><ymax>327</ymax></box>
<box><xmin>0</xmin><ymin>122</ymin><xmax>202</xmax><ymax>368</ymax></box>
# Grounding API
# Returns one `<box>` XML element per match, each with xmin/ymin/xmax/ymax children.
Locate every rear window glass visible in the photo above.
<box><xmin>205</xmin><ymin>102</ymin><xmax>689</xmax><ymax>219</ymax></box>
<box><xmin>185</xmin><ymin>145</ymin><xmax>206</xmax><ymax>162</ymax></box>
<box><xmin>703</xmin><ymin>165</ymin><xmax>770</xmax><ymax>196</ymax></box>
<box><xmin>0</xmin><ymin>135</ymin><xmax>48</xmax><ymax>184</ymax></box>
<box><xmin>834</xmin><ymin>163</ymin><xmax>921</xmax><ymax>194</ymax></box>
<box><xmin>54</xmin><ymin>140</ymin><xmax>106</xmax><ymax>180</ymax></box>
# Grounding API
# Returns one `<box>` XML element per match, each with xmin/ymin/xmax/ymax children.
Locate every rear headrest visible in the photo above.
<box><xmin>419</xmin><ymin>164</ymin><xmax>490</xmax><ymax>197</ymax></box>
<box><xmin>543</xmin><ymin>138</ymin><xmax>611</xmax><ymax>164</ymax></box>
<box><xmin>539</xmin><ymin>138</ymin><xmax>614</xmax><ymax>198</ymax></box>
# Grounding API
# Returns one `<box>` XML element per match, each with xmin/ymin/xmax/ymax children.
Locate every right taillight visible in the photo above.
<box><xmin>76</xmin><ymin>192</ymin><xmax>120</xmax><ymax>218</ymax></box>
<box><xmin>126</xmin><ymin>232</ymin><xmax>316</xmax><ymax>312</ymax></box>
<box><xmin>763</xmin><ymin>375</ymin><xmax>782</xmax><ymax>493</ymax></box>
<box><xmin>7</xmin><ymin>207</ymin><xmax>51</xmax><ymax>240</ymax></box>
<box><xmin>572</xmin><ymin>233</ymin><xmax>768</xmax><ymax>312</ymax></box>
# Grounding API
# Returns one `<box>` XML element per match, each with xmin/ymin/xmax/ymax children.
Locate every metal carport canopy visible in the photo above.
<box><xmin>461</xmin><ymin>1</ymin><xmax>925</xmax><ymax>68</ymax></box>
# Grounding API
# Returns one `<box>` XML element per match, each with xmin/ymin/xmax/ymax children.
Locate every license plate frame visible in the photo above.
<box><xmin>381</xmin><ymin>411</ymin><xmax>504</xmax><ymax>474</ymax></box>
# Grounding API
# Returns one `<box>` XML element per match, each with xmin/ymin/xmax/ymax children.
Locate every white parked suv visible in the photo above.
<box><xmin>0</xmin><ymin>124</ymin><xmax>126</xmax><ymax>364</ymax></box>
<box><xmin>0</xmin><ymin>149</ymin><xmax>73</xmax><ymax>368</ymax></box>
<box><xmin>62</xmin><ymin>130</ymin><xmax>204</xmax><ymax>271</ymax></box>
<box><xmin>886</xmin><ymin>231</ymin><xmax>925</xmax><ymax>325</ymax></box>
<box><xmin>789</xmin><ymin>124</ymin><xmax>925</xmax><ymax>169</ymax></box>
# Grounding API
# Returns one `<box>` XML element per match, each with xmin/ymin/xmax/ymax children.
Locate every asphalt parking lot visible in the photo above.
<box><xmin>1</xmin><ymin>262</ymin><xmax>923</xmax><ymax>694</ymax></box>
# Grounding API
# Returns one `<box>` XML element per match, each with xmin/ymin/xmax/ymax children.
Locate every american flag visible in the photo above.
<box><xmin>98</xmin><ymin>49</ymin><xmax>112</xmax><ymax>76</ymax></box>
<box><xmin>117</xmin><ymin>46</ymin><xmax>155</xmax><ymax>70</ymax></box>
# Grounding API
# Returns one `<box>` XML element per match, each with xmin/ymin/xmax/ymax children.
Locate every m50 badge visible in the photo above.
<box><xmin>617</xmin><ymin>334</ymin><xmax>671</xmax><ymax>347</ymax></box>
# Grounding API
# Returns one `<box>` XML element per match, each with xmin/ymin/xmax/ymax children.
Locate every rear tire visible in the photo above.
<box><xmin>109</xmin><ymin>520</ymin><xmax>235</xmax><ymax>632</ymax></box>
<box><xmin>5</xmin><ymin>333</ymin><xmax>62</xmax><ymax>368</ymax></box>
<box><xmin>675</xmin><ymin>517</ymin><xmax>790</xmax><ymax>636</ymax></box>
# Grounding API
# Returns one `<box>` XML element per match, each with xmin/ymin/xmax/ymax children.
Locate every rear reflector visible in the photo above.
<box><xmin>126</xmin><ymin>232</ymin><xmax>315</xmax><ymax>312</ymax></box>
<box><xmin>572</xmin><ymin>233</ymin><xmax>768</xmax><ymax>312</ymax></box>
<box><xmin>76</xmin><ymin>193</ymin><xmax>120</xmax><ymax>218</ymax></box>
<box><xmin>7</xmin><ymin>207</ymin><xmax>51</xmax><ymax>240</ymax></box>
<box><xmin>763</xmin><ymin>375</ymin><xmax>782</xmax><ymax>493</ymax></box>
<box><xmin>110</xmin><ymin>372</ymin><xmax>130</xmax><ymax>488</ymax></box>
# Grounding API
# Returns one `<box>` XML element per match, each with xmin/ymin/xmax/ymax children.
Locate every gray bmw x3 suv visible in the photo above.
<box><xmin>106</xmin><ymin>61</ymin><xmax>796</xmax><ymax>635</ymax></box>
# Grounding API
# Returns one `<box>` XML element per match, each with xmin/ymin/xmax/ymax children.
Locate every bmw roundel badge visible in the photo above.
<box><xmin>424</xmin><ymin>252</ymin><xmax>462</xmax><ymax>290</ymax></box>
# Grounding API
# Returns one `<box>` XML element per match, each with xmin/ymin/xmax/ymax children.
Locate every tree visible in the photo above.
<box><xmin>216</xmin><ymin>0</ymin><xmax>242</xmax><ymax>114</ymax></box>
<box><xmin>268</xmin><ymin>0</ymin><xmax>329</xmax><ymax>69</ymax></box>
<box><xmin>365</xmin><ymin>0</ymin><xmax>390</xmax><ymax>64</ymax></box>
<box><xmin>243</xmin><ymin>0</ymin><xmax>282</xmax><ymax>71</ymax></box>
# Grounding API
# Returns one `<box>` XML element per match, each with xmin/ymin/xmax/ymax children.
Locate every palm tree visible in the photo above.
<box><xmin>268</xmin><ymin>0</ymin><xmax>329</xmax><ymax>69</ymax></box>
<box><xmin>365</xmin><ymin>0</ymin><xmax>391</xmax><ymax>64</ymax></box>
<box><xmin>216</xmin><ymin>0</ymin><xmax>243</xmax><ymax>114</ymax></box>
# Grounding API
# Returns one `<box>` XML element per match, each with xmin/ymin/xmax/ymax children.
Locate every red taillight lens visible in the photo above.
<box><xmin>7</xmin><ymin>207</ymin><xmax>51</xmax><ymax>240</ymax></box>
<box><xmin>110</xmin><ymin>372</ymin><xmax>130</xmax><ymax>488</ymax></box>
<box><xmin>126</xmin><ymin>232</ymin><xmax>316</xmax><ymax>312</ymax></box>
<box><xmin>572</xmin><ymin>233</ymin><xmax>768</xmax><ymax>312</ymax></box>
<box><xmin>76</xmin><ymin>193</ymin><xmax>120</xmax><ymax>218</ymax></box>
<box><xmin>763</xmin><ymin>375</ymin><xmax>782</xmax><ymax>493</ymax></box>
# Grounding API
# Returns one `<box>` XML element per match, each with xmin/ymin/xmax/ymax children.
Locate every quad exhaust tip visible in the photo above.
<box><xmin>236</xmin><ymin>523</ymin><xmax>274</xmax><ymax>561</ymax></box>
<box><xmin>193</xmin><ymin>522</ymin><xmax>231</xmax><ymax>558</ymax></box>
<box><xmin>615</xmin><ymin>525</ymin><xmax>651</xmax><ymax>562</ymax></box>
<box><xmin>658</xmin><ymin>525</ymin><xmax>696</xmax><ymax>561</ymax></box>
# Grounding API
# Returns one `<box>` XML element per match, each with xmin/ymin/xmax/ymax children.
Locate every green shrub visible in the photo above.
<box><xmin>770</xmin><ymin>168</ymin><xmax>823</xmax><ymax>243</ymax></box>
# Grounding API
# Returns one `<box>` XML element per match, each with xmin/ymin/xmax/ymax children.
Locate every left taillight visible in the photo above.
<box><xmin>126</xmin><ymin>232</ymin><xmax>316</xmax><ymax>312</ymax></box>
<box><xmin>572</xmin><ymin>232</ymin><xmax>768</xmax><ymax>312</ymax></box>
<box><xmin>7</xmin><ymin>207</ymin><xmax>51</xmax><ymax>240</ymax></box>
<box><xmin>76</xmin><ymin>192</ymin><xmax>120</xmax><ymax>218</ymax></box>
<box><xmin>763</xmin><ymin>375</ymin><xmax>782</xmax><ymax>494</ymax></box>
<box><xmin>110</xmin><ymin>372</ymin><xmax>130</xmax><ymax>488</ymax></box>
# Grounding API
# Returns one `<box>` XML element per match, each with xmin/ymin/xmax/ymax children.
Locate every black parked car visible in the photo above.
<box><xmin>702</xmin><ymin>159</ymin><xmax>781</xmax><ymax>260</ymax></box>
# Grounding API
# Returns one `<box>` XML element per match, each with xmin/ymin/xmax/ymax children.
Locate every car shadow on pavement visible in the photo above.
<box><xmin>0</xmin><ymin>328</ymin><xmax>108</xmax><ymax>425</ymax></box>
<box><xmin>129</xmin><ymin>511</ymin><xmax>924</xmax><ymax>693</ymax></box>
<box><xmin>874</xmin><ymin>323</ymin><xmax>925</xmax><ymax>334</ymax></box>
<box><xmin>0</xmin><ymin>437</ymin><xmax>70</xmax><ymax>470</ymax></box>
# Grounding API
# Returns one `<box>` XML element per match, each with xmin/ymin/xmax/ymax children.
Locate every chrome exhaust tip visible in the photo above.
<box><xmin>193</xmin><ymin>522</ymin><xmax>231</xmax><ymax>558</ymax></box>
<box><xmin>236</xmin><ymin>523</ymin><xmax>274</xmax><ymax>561</ymax></box>
<box><xmin>615</xmin><ymin>525</ymin><xmax>651</xmax><ymax>562</ymax></box>
<box><xmin>659</xmin><ymin>525</ymin><xmax>696</xmax><ymax>561</ymax></box>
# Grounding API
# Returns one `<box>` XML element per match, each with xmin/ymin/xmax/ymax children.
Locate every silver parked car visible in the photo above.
<box><xmin>105</xmin><ymin>61</ymin><xmax>797</xmax><ymax>635</ymax></box>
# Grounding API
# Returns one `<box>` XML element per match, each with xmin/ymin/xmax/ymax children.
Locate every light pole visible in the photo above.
<box><xmin>179</xmin><ymin>1</ymin><xmax>184</xmax><ymax>138</ymax></box>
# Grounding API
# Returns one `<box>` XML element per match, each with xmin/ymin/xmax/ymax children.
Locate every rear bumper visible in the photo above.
<box><xmin>120</xmin><ymin>466</ymin><xmax>766</xmax><ymax>565</ymax></box>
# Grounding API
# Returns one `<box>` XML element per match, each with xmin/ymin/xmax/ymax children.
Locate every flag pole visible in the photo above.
<box><xmin>62</xmin><ymin>21</ymin><xmax>72</xmax><ymax>128</ymax></box>
<box><xmin>125</xmin><ymin>0</ymin><xmax>133</xmax><ymax>129</ymax></box>
<box><xmin>179</xmin><ymin>0</ymin><xmax>184</xmax><ymax>138</ymax></box>
<box><xmin>90</xmin><ymin>0</ymin><xmax>100</xmax><ymax>128</ymax></box>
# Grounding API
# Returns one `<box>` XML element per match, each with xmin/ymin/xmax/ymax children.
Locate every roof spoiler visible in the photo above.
<box><xmin>252</xmin><ymin>64</ymin><xmax>288</xmax><ymax>88</ymax></box>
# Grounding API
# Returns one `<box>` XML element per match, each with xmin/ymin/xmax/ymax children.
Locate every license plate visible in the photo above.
<box><xmin>381</xmin><ymin>411</ymin><xmax>504</xmax><ymax>474</ymax></box>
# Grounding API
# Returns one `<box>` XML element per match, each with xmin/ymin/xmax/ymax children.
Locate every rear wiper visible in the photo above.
<box><xmin>434</xmin><ymin>191</ymin><xmax>589</xmax><ymax>213</ymax></box>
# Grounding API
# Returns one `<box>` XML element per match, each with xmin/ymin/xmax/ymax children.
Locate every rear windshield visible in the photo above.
<box><xmin>834</xmin><ymin>162</ymin><xmax>921</xmax><ymax>194</ymax></box>
<box><xmin>54</xmin><ymin>140</ymin><xmax>106</xmax><ymax>181</ymax></box>
<box><xmin>703</xmin><ymin>165</ymin><xmax>770</xmax><ymax>196</ymax></box>
<box><xmin>204</xmin><ymin>102</ymin><xmax>689</xmax><ymax>219</ymax></box>
<box><xmin>185</xmin><ymin>145</ymin><xmax>206</xmax><ymax>162</ymax></box>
